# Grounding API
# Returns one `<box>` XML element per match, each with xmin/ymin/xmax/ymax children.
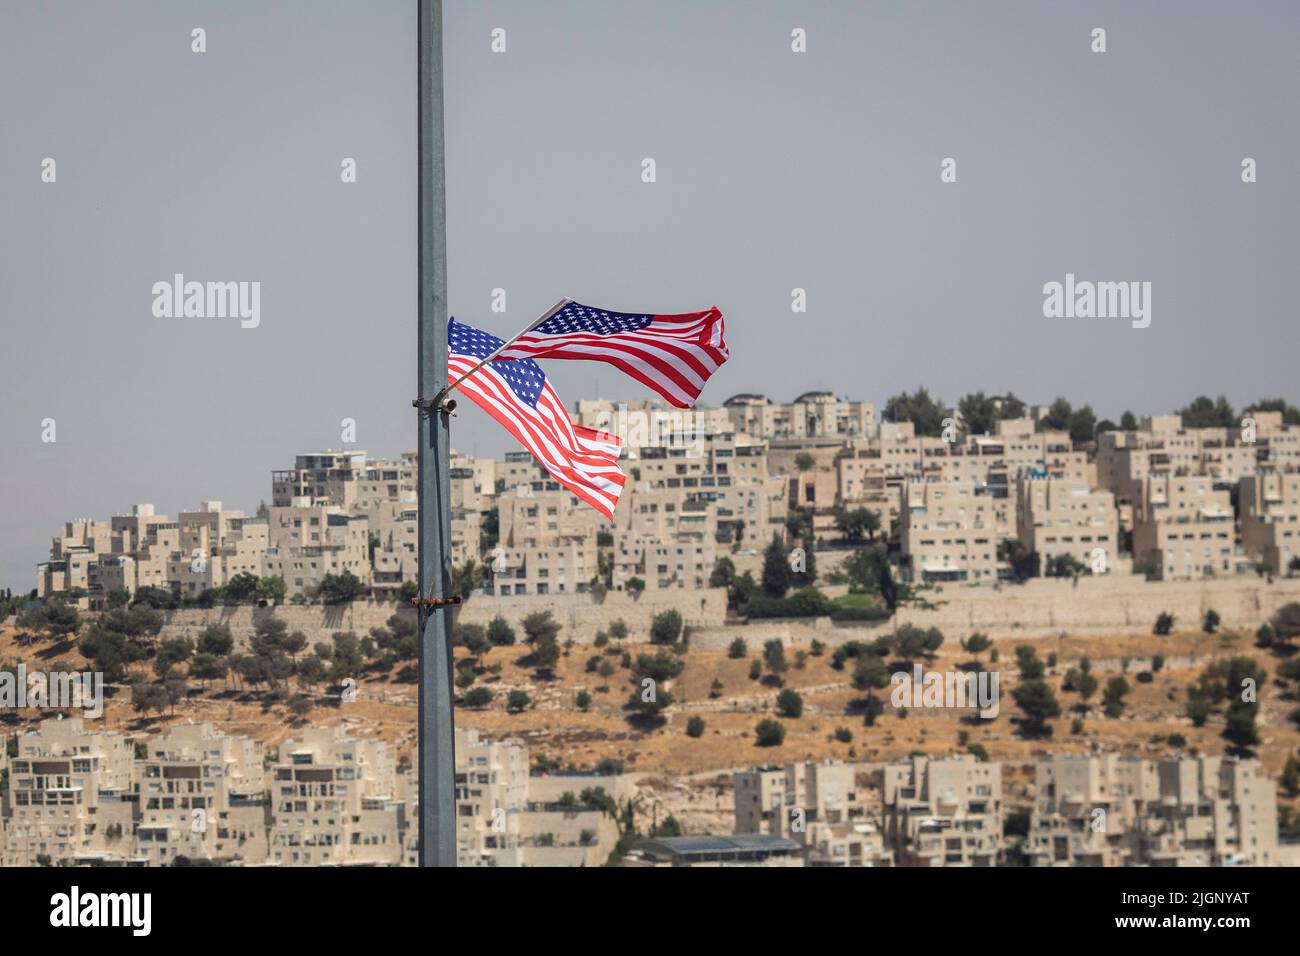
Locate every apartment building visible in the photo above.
<box><xmin>268</xmin><ymin>726</ymin><xmax>403</xmax><ymax>866</ymax></box>
<box><xmin>270</xmin><ymin>450</ymin><xmax>370</xmax><ymax>509</ymax></box>
<box><xmin>1028</xmin><ymin>753</ymin><xmax>1278</xmax><ymax>867</ymax></box>
<box><xmin>1016</xmin><ymin>477</ymin><xmax>1118</xmax><ymax>576</ymax></box>
<box><xmin>38</xmin><ymin>504</ymin><xmax>181</xmax><ymax>608</ymax></box>
<box><xmin>263</xmin><ymin>504</ymin><xmax>372</xmax><ymax>597</ymax></box>
<box><xmin>882</xmin><ymin>755</ymin><xmax>1002</xmax><ymax>866</ymax></box>
<box><xmin>573</xmin><ymin>397</ymin><xmax>731</xmax><ymax>450</ymax></box>
<box><xmin>520</xmin><ymin>774</ymin><xmax>626</xmax><ymax>867</ymax></box>
<box><xmin>1130</xmin><ymin>475</ymin><xmax>1234</xmax><ymax>579</ymax></box>
<box><xmin>452</xmin><ymin>727</ymin><xmax>628</xmax><ymax>867</ymax></box>
<box><xmin>455</xmin><ymin>727</ymin><xmax>529</xmax><ymax>866</ymax></box>
<box><xmin>1097</xmin><ymin>411</ymin><xmax>1299</xmax><ymax>511</ymax></box>
<box><xmin>899</xmin><ymin>480</ymin><xmax>1003</xmax><ymax>583</ymax></box>
<box><xmin>1240</xmin><ymin>471</ymin><xmax>1300</xmax><ymax>574</ymax></box>
<box><xmin>167</xmin><ymin>502</ymin><xmax>269</xmax><ymax>599</ymax></box>
<box><xmin>136</xmin><ymin>722</ymin><xmax>269</xmax><ymax>865</ymax></box>
<box><xmin>724</xmin><ymin>392</ymin><xmax>875</xmax><ymax>441</ymax></box>
<box><xmin>1029</xmin><ymin>753</ymin><xmax>1154</xmax><ymax>866</ymax></box>
<box><xmin>734</xmin><ymin>761</ymin><xmax>891</xmax><ymax>866</ymax></box>
<box><xmin>1140</xmin><ymin>756</ymin><xmax>1278</xmax><ymax>866</ymax></box>
<box><xmin>35</xmin><ymin>519</ymin><xmax>113</xmax><ymax>599</ymax></box>
<box><xmin>2</xmin><ymin>717</ymin><xmax>136</xmax><ymax>866</ymax></box>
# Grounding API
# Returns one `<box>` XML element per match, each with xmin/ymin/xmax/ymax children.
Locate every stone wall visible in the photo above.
<box><xmin>686</xmin><ymin>575</ymin><xmax>1300</xmax><ymax>651</ymax></box>
<box><xmin>156</xmin><ymin>589</ymin><xmax>730</xmax><ymax>647</ymax></box>
<box><xmin>152</xmin><ymin>575</ymin><xmax>1300</xmax><ymax>651</ymax></box>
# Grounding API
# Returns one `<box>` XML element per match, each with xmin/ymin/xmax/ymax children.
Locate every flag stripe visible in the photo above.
<box><xmin>497</xmin><ymin>302</ymin><xmax>729</xmax><ymax>408</ymax></box>
<box><xmin>448</xmin><ymin>350</ymin><xmax>624</xmax><ymax>519</ymax></box>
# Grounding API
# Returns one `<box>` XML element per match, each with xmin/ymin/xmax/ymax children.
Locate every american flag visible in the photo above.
<box><xmin>448</xmin><ymin>318</ymin><xmax>625</xmax><ymax>519</ymax></box>
<box><xmin>495</xmin><ymin>300</ymin><xmax>728</xmax><ymax>408</ymax></box>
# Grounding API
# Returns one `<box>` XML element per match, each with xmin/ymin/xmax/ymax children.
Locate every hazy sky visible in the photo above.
<box><xmin>2</xmin><ymin>1</ymin><xmax>1297</xmax><ymax>589</ymax></box>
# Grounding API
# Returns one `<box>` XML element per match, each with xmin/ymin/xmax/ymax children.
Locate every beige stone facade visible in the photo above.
<box><xmin>882</xmin><ymin>755</ymin><xmax>1002</xmax><ymax>866</ymax></box>
<box><xmin>1240</xmin><ymin>471</ymin><xmax>1300</xmax><ymax>574</ymax></box>
<box><xmin>734</xmin><ymin>761</ymin><xmax>891</xmax><ymax>866</ymax></box>
<box><xmin>1016</xmin><ymin>477</ymin><xmax>1119</xmax><ymax>576</ymax></box>
<box><xmin>1130</xmin><ymin>475</ymin><xmax>1234</xmax><ymax>580</ymax></box>
<box><xmin>1030</xmin><ymin>754</ymin><xmax>1278</xmax><ymax>867</ymax></box>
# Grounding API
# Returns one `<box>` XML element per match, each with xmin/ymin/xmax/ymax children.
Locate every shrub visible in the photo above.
<box><xmin>776</xmin><ymin>688</ymin><xmax>803</xmax><ymax>718</ymax></box>
<box><xmin>487</xmin><ymin>615</ymin><xmax>516</xmax><ymax>646</ymax></box>
<box><xmin>741</xmin><ymin>587</ymin><xmax>834</xmax><ymax>619</ymax></box>
<box><xmin>650</xmin><ymin>609</ymin><xmax>684</xmax><ymax>645</ymax></box>
<box><xmin>754</xmin><ymin>719</ymin><xmax>786</xmax><ymax>747</ymax></box>
<box><xmin>728</xmin><ymin>638</ymin><xmax>747</xmax><ymax>659</ymax></box>
<box><xmin>686</xmin><ymin>716</ymin><xmax>705</xmax><ymax>738</ymax></box>
<box><xmin>833</xmin><ymin>727</ymin><xmax>853</xmax><ymax>743</ymax></box>
<box><xmin>829</xmin><ymin>605</ymin><xmax>893</xmax><ymax>624</ymax></box>
<box><xmin>463</xmin><ymin>686</ymin><xmax>493</xmax><ymax>709</ymax></box>
<box><xmin>506</xmin><ymin>690</ymin><xmax>530</xmax><ymax>713</ymax></box>
<box><xmin>1154</xmin><ymin>612</ymin><xmax>1175</xmax><ymax>636</ymax></box>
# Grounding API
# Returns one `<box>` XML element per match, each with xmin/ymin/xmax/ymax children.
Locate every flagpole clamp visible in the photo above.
<box><xmin>412</xmin><ymin>395</ymin><xmax>457</xmax><ymax>415</ymax></box>
<box><xmin>410</xmin><ymin>595</ymin><xmax>462</xmax><ymax>608</ymax></box>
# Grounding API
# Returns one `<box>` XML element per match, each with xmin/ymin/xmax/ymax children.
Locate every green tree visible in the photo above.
<box><xmin>522</xmin><ymin>611</ymin><xmax>560</xmax><ymax>644</ymax></box>
<box><xmin>650</xmin><ymin>609</ymin><xmax>684</xmax><ymax>645</ymax></box>
<box><xmin>754</xmin><ymin>718</ymin><xmax>786</xmax><ymax>747</ymax></box>
<box><xmin>153</xmin><ymin>636</ymin><xmax>194</xmax><ymax>678</ymax></box>
<box><xmin>709</xmin><ymin>557</ymin><xmax>735</xmax><ymax>589</ymax></box>
<box><xmin>1068</xmin><ymin>405</ymin><xmax>1097</xmax><ymax>444</ymax></box>
<box><xmin>762</xmin><ymin>639</ymin><xmax>788</xmax><ymax>676</ymax></box>
<box><xmin>317</xmin><ymin>570</ymin><xmax>365</xmax><ymax>605</ymax></box>
<box><xmin>1270</xmin><ymin>603</ymin><xmax>1300</xmax><ymax>647</ymax></box>
<box><xmin>686</xmin><ymin>716</ymin><xmax>705</xmax><ymax>738</ymax></box>
<box><xmin>456</xmin><ymin>622</ymin><xmax>490</xmax><ymax>665</ymax></box>
<box><xmin>1014</xmin><ymin>645</ymin><xmax>1045</xmax><ymax>680</ymax></box>
<box><xmin>834</xmin><ymin>506</ymin><xmax>881</xmax><ymax>543</ymax></box>
<box><xmin>1154</xmin><ymin>612</ymin><xmax>1176</xmax><ymax>636</ymax></box>
<box><xmin>1039</xmin><ymin>397</ymin><xmax>1072</xmax><ymax>431</ymax></box>
<box><xmin>1178</xmin><ymin>394</ymin><xmax>1235</xmax><ymax>428</ymax></box>
<box><xmin>960</xmin><ymin>632</ymin><xmax>992</xmax><ymax>663</ymax></box>
<box><xmin>464</xmin><ymin>686</ymin><xmax>493</xmax><ymax>709</ymax></box>
<box><xmin>957</xmin><ymin>392</ymin><xmax>998</xmax><ymax>436</ymax></box>
<box><xmin>998</xmin><ymin>393</ymin><xmax>1027</xmax><ymax>420</ymax></box>
<box><xmin>1012</xmin><ymin>679</ymin><xmax>1061</xmax><ymax>736</ymax></box>
<box><xmin>776</xmin><ymin>688</ymin><xmax>803</xmax><ymax>718</ymax></box>
<box><xmin>883</xmin><ymin>387</ymin><xmax>946</xmax><ymax>437</ymax></box>
<box><xmin>487</xmin><ymin>615</ymin><xmax>516</xmax><ymax>646</ymax></box>
<box><xmin>1102</xmin><ymin>676</ymin><xmax>1130</xmax><ymax>718</ymax></box>
<box><xmin>1202</xmin><ymin>609</ymin><xmax>1221</xmax><ymax>634</ymax></box>
<box><xmin>1244</xmin><ymin>398</ymin><xmax>1300</xmax><ymax>425</ymax></box>
<box><xmin>258</xmin><ymin>576</ymin><xmax>287</xmax><ymax>604</ymax></box>
<box><xmin>196</xmin><ymin>623</ymin><xmax>233</xmax><ymax>657</ymax></box>
<box><xmin>189</xmin><ymin>652</ymin><xmax>227</xmax><ymax>688</ymax></box>
<box><xmin>761</xmin><ymin>533</ymin><xmax>791</xmax><ymax>598</ymax></box>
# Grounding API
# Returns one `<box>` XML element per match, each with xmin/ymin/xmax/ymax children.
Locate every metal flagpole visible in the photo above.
<box><xmin>432</xmin><ymin>297</ymin><xmax>573</xmax><ymax>409</ymax></box>
<box><xmin>415</xmin><ymin>0</ymin><xmax>456</xmax><ymax>868</ymax></box>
